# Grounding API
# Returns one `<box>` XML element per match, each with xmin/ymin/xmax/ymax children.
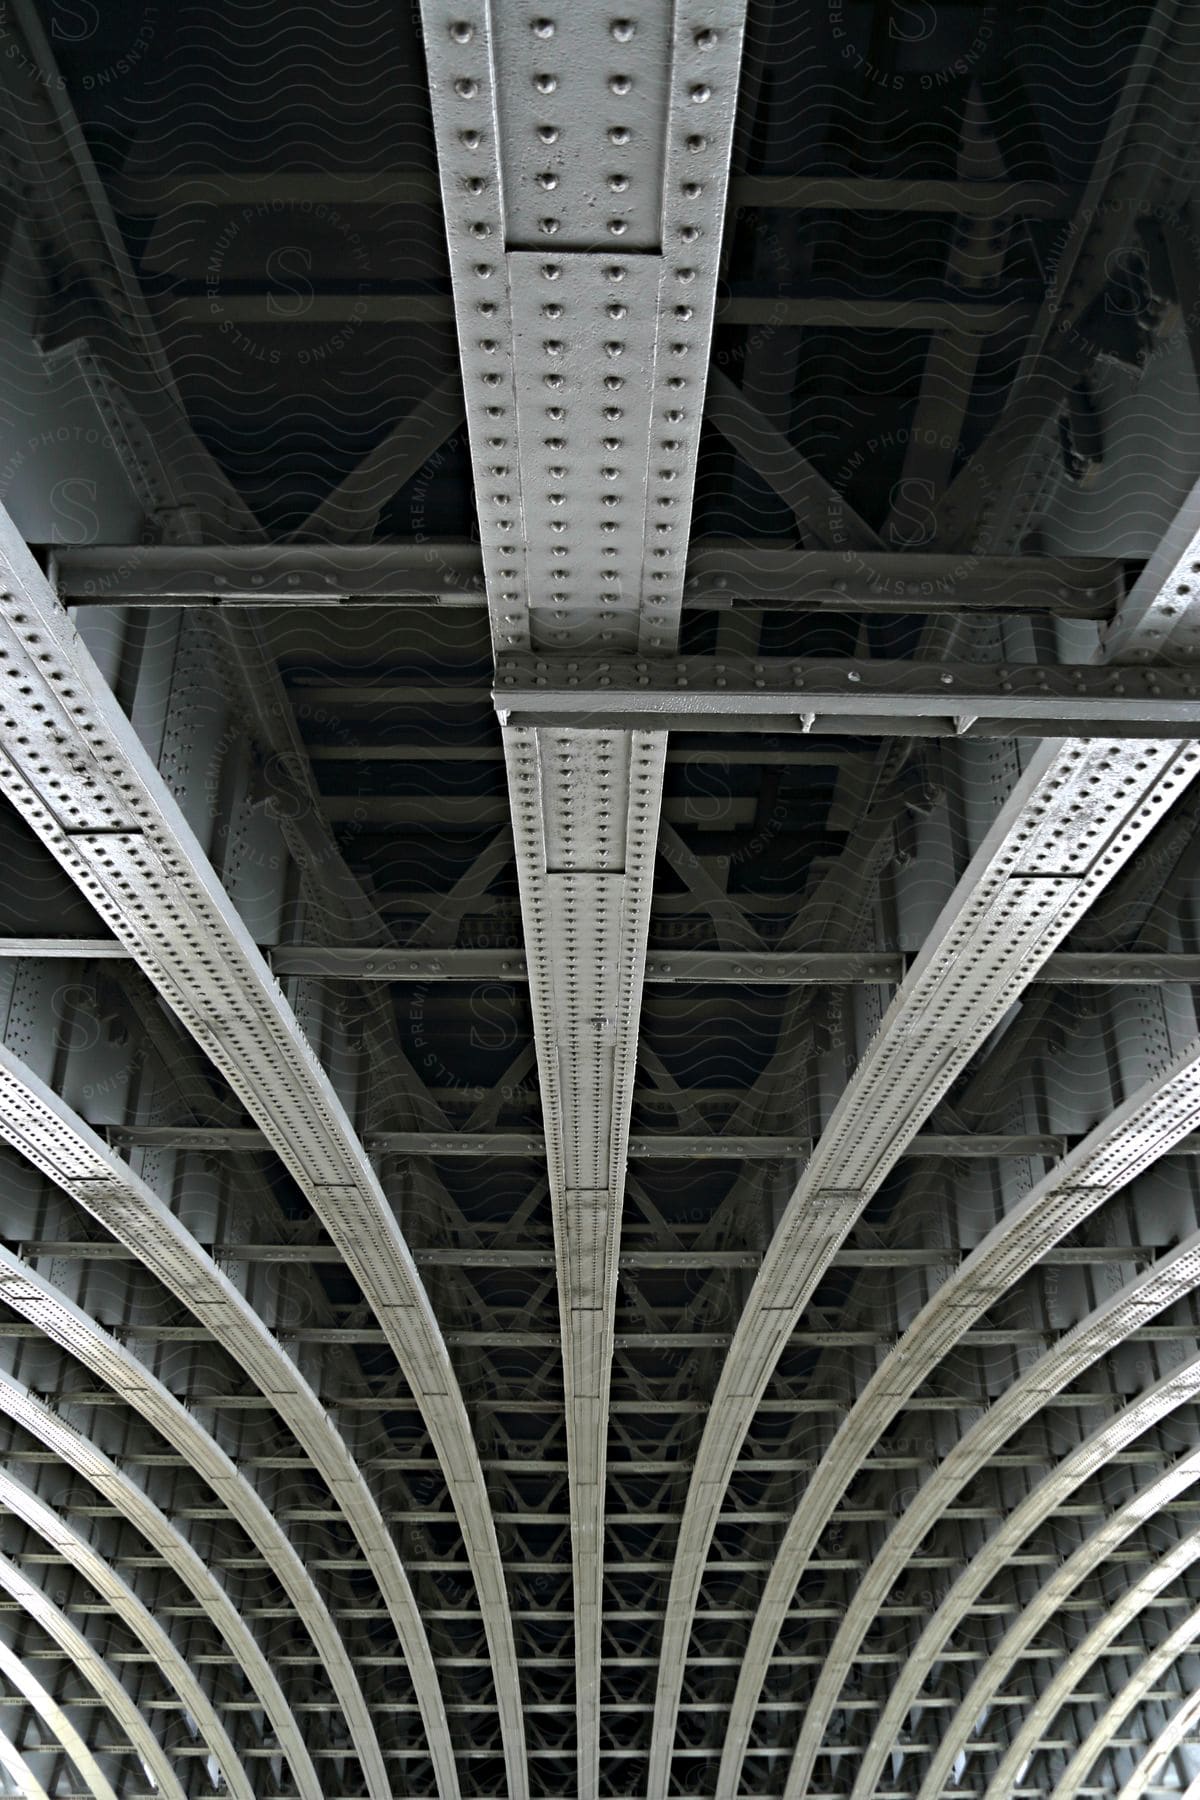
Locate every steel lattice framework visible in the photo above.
<box><xmin>0</xmin><ymin>0</ymin><xmax>1198</xmax><ymax>1797</ymax></box>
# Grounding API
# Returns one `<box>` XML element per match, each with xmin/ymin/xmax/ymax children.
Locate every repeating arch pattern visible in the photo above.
<box><xmin>0</xmin><ymin>1361</ymin><xmax>315</xmax><ymax>1799</ymax></box>
<box><xmin>0</xmin><ymin>1243</ymin><xmax>387</xmax><ymax>1792</ymax></box>
<box><xmin>0</xmin><ymin>1043</ymin><xmax>450</xmax><ymax>1791</ymax></box>
<box><xmin>719</xmin><ymin>1033</ymin><xmax>1200</xmax><ymax>1796</ymax></box>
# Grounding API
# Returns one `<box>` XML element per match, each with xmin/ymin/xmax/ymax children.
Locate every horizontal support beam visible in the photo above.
<box><xmin>91</xmin><ymin>1125</ymin><xmax>1120</xmax><ymax>1160</ymax></box>
<box><xmin>49</xmin><ymin>543</ymin><xmax>1123</xmax><ymax>616</ymax></box>
<box><xmin>158</xmin><ymin>289</ymin><xmax>1031</xmax><ymax>333</ymax></box>
<box><xmin>6</xmin><ymin>941</ymin><xmax>1199</xmax><ymax>988</ymax></box>
<box><xmin>116</xmin><ymin>169</ymin><xmax>1080</xmax><ymax>218</ymax></box>
<box><xmin>4</xmin><ymin>1322</ymin><xmax>1198</xmax><ymax>1348</ymax></box>
<box><xmin>20</xmin><ymin>1239</ymin><xmax>1160</xmax><ymax>1269</ymax></box>
<box><xmin>494</xmin><ymin>654</ymin><xmax>1200</xmax><ymax>737</ymax></box>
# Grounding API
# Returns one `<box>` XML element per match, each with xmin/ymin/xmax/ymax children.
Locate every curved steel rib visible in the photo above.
<box><xmin>649</xmin><ymin>736</ymin><xmax>1200</xmax><ymax>1786</ymax></box>
<box><xmin>0</xmin><ymin>1463</ymin><xmax>250</xmax><ymax>1800</ymax></box>
<box><xmin>0</xmin><ymin>1361</ymin><xmax>314</xmax><ymax>1800</ymax></box>
<box><xmin>852</xmin><ymin>1352</ymin><xmax>1200</xmax><ymax>1800</ymax></box>
<box><xmin>0</xmin><ymin>1241</ymin><xmax>387</xmax><ymax>1792</ymax></box>
<box><xmin>970</xmin><ymin>1522</ymin><xmax>1200</xmax><ymax>1800</ymax></box>
<box><xmin>0</xmin><ymin>1040</ymin><xmax>456</xmax><ymax>1794</ymax></box>
<box><xmin>725</xmin><ymin>1035</ymin><xmax>1200</xmax><ymax>1798</ymax></box>
<box><xmin>0</xmin><ymin>1549</ymin><xmax>186</xmax><ymax>1800</ymax></box>
<box><xmin>0</xmin><ymin>1724</ymin><xmax>51</xmax><ymax>1800</ymax></box>
<box><xmin>0</xmin><ymin>498</ymin><xmax>520</xmax><ymax>1796</ymax></box>
<box><xmin>1056</xmin><ymin>1609</ymin><xmax>1200</xmax><ymax>1800</ymax></box>
<box><xmin>0</xmin><ymin>1634</ymin><xmax>119</xmax><ymax>1800</ymax></box>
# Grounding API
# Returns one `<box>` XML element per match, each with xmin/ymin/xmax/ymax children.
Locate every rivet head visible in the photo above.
<box><xmin>450</xmin><ymin>20</ymin><xmax>474</xmax><ymax>42</ymax></box>
<box><xmin>532</xmin><ymin>16</ymin><xmax>554</xmax><ymax>35</ymax></box>
<box><xmin>455</xmin><ymin>76</ymin><xmax>479</xmax><ymax>97</ymax></box>
<box><xmin>690</xmin><ymin>82</ymin><xmax>711</xmax><ymax>102</ymax></box>
<box><xmin>611</xmin><ymin>18</ymin><xmax>634</xmax><ymax>40</ymax></box>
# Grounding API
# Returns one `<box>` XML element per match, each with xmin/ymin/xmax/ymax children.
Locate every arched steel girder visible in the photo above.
<box><xmin>418</xmin><ymin>3</ymin><xmax>747</xmax><ymax>1791</ymax></box>
<box><xmin>0</xmin><ymin>1637</ymin><xmax>119</xmax><ymax>1800</ymax></box>
<box><xmin>0</xmin><ymin>1243</ymin><xmax>387</xmax><ymax>1795</ymax></box>
<box><xmin>0</xmin><ymin>1551</ymin><xmax>186</xmax><ymax>1800</ymax></box>
<box><xmin>974</xmin><ymin>1526</ymin><xmax>1200</xmax><ymax>1800</ymax></box>
<box><xmin>0</xmin><ymin>1039</ymin><xmax>454</xmax><ymax>1793</ymax></box>
<box><xmin>852</xmin><ymin>1352</ymin><xmax>1200</xmax><ymax>1800</ymax></box>
<box><xmin>719</xmin><ymin>1032</ymin><xmax>1200</xmax><ymax>1797</ymax></box>
<box><xmin>0</xmin><ymin>1360</ymin><xmax>315</xmax><ymax>1800</ymax></box>
<box><xmin>0</xmin><ymin>1462</ymin><xmax>250</xmax><ymax>1800</ymax></box>
<box><xmin>1056</xmin><ymin>1610</ymin><xmax>1200</xmax><ymax>1800</ymax></box>
<box><xmin>649</xmin><ymin>734</ymin><xmax>1200</xmax><ymax>1789</ymax></box>
<box><xmin>0</xmin><ymin>1721</ymin><xmax>51</xmax><ymax>1800</ymax></box>
<box><xmin>0</xmin><ymin>502</ymin><xmax>519</xmax><ymax>1799</ymax></box>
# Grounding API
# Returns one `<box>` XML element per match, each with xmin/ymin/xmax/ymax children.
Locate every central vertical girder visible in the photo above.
<box><xmin>420</xmin><ymin>7</ymin><xmax>746</xmax><ymax>1791</ymax></box>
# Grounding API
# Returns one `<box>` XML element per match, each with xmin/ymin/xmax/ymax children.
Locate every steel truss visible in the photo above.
<box><xmin>0</xmin><ymin>0</ymin><xmax>1199</xmax><ymax>1793</ymax></box>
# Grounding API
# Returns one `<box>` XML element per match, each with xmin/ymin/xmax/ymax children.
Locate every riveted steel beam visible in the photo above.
<box><xmin>722</xmin><ymin>1035</ymin><xmax>1200</xmax><ymax>1799</ymax></box>
<box><xmin>0</xmin><ymin>1048</ymin><xmax>444</xmax><ymax>1797</ymax></box>
<box><xmin>494</xmin><ymin>652</ymin><xmax>1200</xmax><ymax>735</ymax></box>
<box><xmin>11</xmin><ymin>938</ymin><xmax>1200</xmax><ymax>991</ymax></box>
<box><xmin>0</xmin><ymin>1364</ymin><xmax>315</xmax><ymax>1800</ymax></box>
<box><xmin>0</xmin><ymin>1460</ymin><xmax>253</xmax><ymax>1800</ymax></box>
<box><xmin>647</xmin><ymin>734</ymin><xmax>1200</xmax><ymax>1794</ymax></box>
<box><xmin>855</xmin><ymin>1355</ymin><xmax>1200</xmax><ymax>1800</ymax></box>
<box><xmin>971</xmin><ymin>1531</ymin><xmax>1200</xmax><ymax>1800</ymax></box>
<box><xmin>113</xmin><ymin>168</ymin><xmax>1080</xmax><ymax>219</ymax></box>
<box><xmin>1119</xmin><ymin>1684</ymin><xmax>1200</xmax><ymax>1800</ymax></box>
<box><xmin>50</xmin><ymin>542</ymin><xmax>1124</xmax><ymax>616</ymax></box>
<box><xmin>0</xmin><ymin>499</ymin><xmax>534</xmax><ymax>1799</ymax></box>
<box><xmin>420</xmin><ymin>9</ymin><xmax>746</xmax><ymax>1794</ymax></box>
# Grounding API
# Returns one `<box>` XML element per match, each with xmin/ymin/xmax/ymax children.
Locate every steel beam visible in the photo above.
<box><xmin>11</xmin><ymin>939</ymin><xmax>1200</xmax><ymax>990</ymax></box>
<box><xmin>1058</xmin><ymin>1612</ymin><xmax>1200</xmax><ymax>1800</ymax></box>
<box><xmin>419</xmin><ymin>10</ymin><xmax>745</xmax><ymax>1795</ymax></box>
<box><xmin>0</xmin><ymin>1462</ymin><xmax>253</xmax><ymax>1800</ymax></box>
<box><xmin>0</xmin><ymin>1363</ymin><xmax>315</xmax><ymax>1799</ymax></box>
<box><xmin>647</xmin><ymin>734</ymin><xmax>1200</xmax><ymax>1793</ymax></box>
<box><xmin>494</xmin><ymin>652</ymin><xmax>1200</xmax><ymax>736</ymax></box>
<box><xmin>971</xmin><ymin>1532</ymin><xmax>1200</xmax><ymax>1800</ymax></box>
<box><xmin>0</xmin><ymin>1552</ymin><xmax>185</xmax><ymax>1800</ymax></box>
<box><xmin>0</xmin><ymin>501</ymin><xmax>527</xmax><ymax>1800</ymax></box>
<box><xmin>0</xmin><ymin>1728</ymin><xmax>49</xmax><ymax>1800</ymax></box>
<box><xmin>855</xmin><ymin>1355</ymin><xmax>1200</xmax><ymax>1800</ymax></box>
<box><xmin>49</xmin><ymin>542</ymin><xmax>1124</xmax><ymax>617</ymax></box>
<box><xmin>722</xmin><ymin>1035</ymin><xmax>1200</xmax><ymax>1798</ymax></box>
<box><xmin>0</xmin><ymin>1634</ymin><xmax>119</xmax><ymax>1800</ymax></box>
<box><xmin>0</xmin><ymin>1050</ymin><xmax>443</xmax><ymax>1797</ymax></box>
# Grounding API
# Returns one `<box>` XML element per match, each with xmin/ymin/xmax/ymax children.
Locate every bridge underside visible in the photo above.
<box><xmin>0</xmin><ymin>2</ymin><xmax>1199</xmax><ymax>1797</ymax></box>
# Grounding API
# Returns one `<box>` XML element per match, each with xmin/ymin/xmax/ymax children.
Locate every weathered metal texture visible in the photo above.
<box><xmin>647</xmin><ymin>735</ymin><xmax>1200</xmax><ymax>1790</ymax></box>
<box><xmin>1056</xmin><ymin>1605</ymin><xmax>1200</xmax><ymax>1800</ymax></box>
<box><xmin>854</xmin><ymin>1353</ymin><xmax>1200</xmax><ymax>1800</ymax></box>
<box><xmin>0</xmin><ymin>1040</ymin><xmax>450</xmax><ymax>1792</ymax></box>
<box><xmin>0</xmin><ymin>1545</ymin><xmax>187</xmax><ymax>1800</ymax></box>
<box><xmin>0</xmin><ymin>505</ymin><xmax>532</xmax><ymax>1797</ymax></box>
<box><xmin>0</xmin><ymin>1361</ymin><xmax>315</xmax><ymax>1800</ymax></box>
<box><xmin>420</xmin><ymin>5</ymin><xmax>744</xmax><ymax>1791</ymax></box>
<box><xmin>0</xmin><ymin>1244</ymin><xmax>388</xmax><ymax>1793</ymax></box>
<box><xmin>968</xmin><ymin>1525</ymin><xmax>1200</xmax><ymax>1800</ymax></box>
